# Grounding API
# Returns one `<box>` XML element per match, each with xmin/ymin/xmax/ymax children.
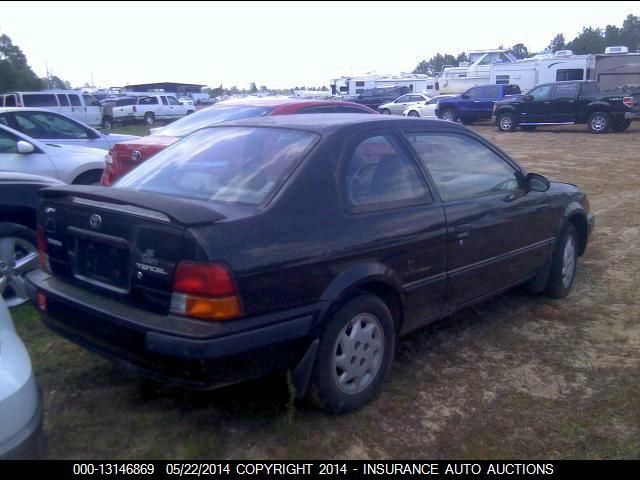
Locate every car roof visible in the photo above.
<box><xmin>216</xmin><ymin>97</ymin><xmax>360</xmax><ymax>107</ymax></box>
<box><xmin>206</xmin><ymin>113</ymin><xmax>467</xmax><ymax>134</ymax></box>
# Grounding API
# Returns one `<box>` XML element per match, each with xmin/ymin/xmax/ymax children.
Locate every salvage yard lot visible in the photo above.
<box><xmin>13</xmin><ymin>121</ymin><xmax>640</xmax><ymax>459</ymax></box>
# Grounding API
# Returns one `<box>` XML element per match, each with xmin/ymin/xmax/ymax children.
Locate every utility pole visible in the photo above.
<box><xmin>45</xmin><ymin>61</ymin><xmax>50</xmax><ymax>89</ymax></box>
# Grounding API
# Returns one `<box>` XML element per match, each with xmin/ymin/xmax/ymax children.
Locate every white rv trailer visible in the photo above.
<box><xmin>591</xmin><ymin>47</ymin><xmax>640</xmax><ymax>91</ymax></box>
<box><xmin>437</xmin><ymin>49</ymin><xmax>517</xmax><ymax>94</ymax></box>
<box><xmin>490</xmin><ymin>50</ymin><xmax>592</xmax><ymax>92</ymax></box>
<box><xmin>330</xmin><ymin>73</ymin><xmax>436</xmax><ymax>96</ymax></box>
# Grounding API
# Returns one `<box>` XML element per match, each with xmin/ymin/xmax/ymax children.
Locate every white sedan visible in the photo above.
<box><xmin>0</xmin><ymin>123</ymin><xmax>107</xmax><ymax>184</ymax></box>
<box><xmin>403</xmin><ymin>94</ymin><xmax>458</xmax><ymax>118</ymax></box>
<box><xmin>0</xmin><ymin>108</ymin><xmax>139</xmax><ymax>150</ymax></box>
<box><xmin>0</xmin><ymin>297</ymin><xmax>43</xmax><ymax>459</ymax></box>
<box><xmin>377</xmin><ymin>93</ymin><xmax>432</xmax><ymax>115</ymax></box>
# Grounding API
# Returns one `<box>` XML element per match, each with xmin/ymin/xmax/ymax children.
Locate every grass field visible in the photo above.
<box><xmin>14</xmin><ymin>121</ymin><xmax>640</xmax><ymax>459</ymax></box>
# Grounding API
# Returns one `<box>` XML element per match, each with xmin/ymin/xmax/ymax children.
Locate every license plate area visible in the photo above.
<box><xmin>68</xmin><ymin>227</ymin><xmax>130</xmax><ymax>293</ymax></box>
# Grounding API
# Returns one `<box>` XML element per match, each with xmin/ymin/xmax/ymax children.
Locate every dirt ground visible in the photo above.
<box><xmin>13</xmin><ymin>121</ymin><xmax>640</xmax><ymax>459</ymax></box>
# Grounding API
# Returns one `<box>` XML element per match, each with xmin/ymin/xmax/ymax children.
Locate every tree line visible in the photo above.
<box><xmin>412</xmin><ymin>13</ymin><xmax>640</xmax><ymax>75</ymax></box>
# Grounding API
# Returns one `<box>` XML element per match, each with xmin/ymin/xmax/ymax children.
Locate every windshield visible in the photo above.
<box><xmin>115</xmin><ymin>127</ymin><xmax>319</xmax><ymax>206</ymax></box>
<box><xmin>153</xmin><ymin>105</ymin><xmax>273</xmax><ymax>137</ymax></box>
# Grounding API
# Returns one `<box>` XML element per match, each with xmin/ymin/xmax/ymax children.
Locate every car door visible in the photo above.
<box><xmin>548</xmin><ymin>82</ymin><xmax>578</xmax><ymax>123</ymax></box>
<box><xmin>82</xmin><ymin>95</ymin><xmax>102</xmax><ymax>127</ymax></box>
<box><xmin>519</xmin><ymin>84</ymin><xmax>554</xmax><ymax>124</ymax></box>
<box><xmin>67</xmin><ymin>93</ymin><xmax>85</xmax><ymax>123</ymax></box>
<box><xmin>478</xmin><ymin>86</ymin><xmax>501</xmax><ymax>119</ymax></box>
<box><xmin>402</xmin><ymin>130</ymin><xmax>554</xmax><ymax>308</ymax></box>
<box><xmin>0</xmin><ymin>127</ymin><xmax>58</xmax><ymax>179</ymax></box>
<box><xmin>390</xmin><ymin>95</ymin><xmax>412</xmax><ymax>114</ymax></box>
<box><xmin>167</xmin><ymin>96</ymin><xmax>185</xmax><ymax>117</ymax></box>
<box><xmin>458</xmin><ymin>87</ymin><xmax>482</xmax><ymax>119</ymax></box>
<box><xmin>159</xmin><ymin>96</ymin><xmax>169</xmax><ymax>119</ymax></box>
<box><xmin>340</xmin><ymin>131</ymin><xmax>447</xmax><ymax>330</ymax></box>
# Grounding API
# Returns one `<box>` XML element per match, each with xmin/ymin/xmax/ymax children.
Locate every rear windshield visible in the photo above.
<box><xmin>115</xmin><ymin>127</ymin><xmax>319</xmax><ymax>206</ymax></box>
<box><xmin>156</xmin><ymin>105</ymin><xmax>273</xmax><ymax>137</ymax></box>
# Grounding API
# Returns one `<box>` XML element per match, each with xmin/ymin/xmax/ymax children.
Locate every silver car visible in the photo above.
<box><xmin>403</xmin><ymin>94</ymin><xmax>458</xmax><ymax>118</ymax></box>
<box><xmin>0</xmin><ymin>108</ymin><xmax>139</xmax><ymax>150</ymax></box>
<box><xmin>378</xmin><ymin>93</ymin><xmax>432</xmax><ymax>115</ymax></box>
<box><xmin>0</xmin><ymin>123</ymin><xmax>107</xmax><ymax>184</ymax></box>
<box><xmin>0</xmin><ymin>297</ymin><xmax>44</xmax><ymax>459</ymax></box>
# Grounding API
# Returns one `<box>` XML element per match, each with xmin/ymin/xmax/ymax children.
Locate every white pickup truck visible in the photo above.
<box><xmin>106</xmin><ymin>94</ymin><xmax>195</xmax><ymax>126</ymax></box>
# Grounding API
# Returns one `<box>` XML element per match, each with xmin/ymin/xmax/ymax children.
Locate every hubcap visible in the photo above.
<box><xmin>591</xmin><ymin>116</ymin><xmax>606</xmax><ymax>132</ymax></box>
<box><xmin>331</xmin><ymin>313</ymin><xmax>384</xmax><ymax>395</ymax></box>
<box><xmin>561</xmin><ymin>235</ymin><xmax>576</xmax><ymax>288</ymax></box>
<box><xmin>0</xmin><ymin>237</ymin><xmax>38</xmax><ymax>307</ymax></box>
<box><xmin>408</xmin><ymin>111</ymin><xmax>419</xmax><ymax>117</ymax></box>
<box><xmin>443</xmin><ymin>111</ymin><xmax>455</xmax><ymax>121</ymax></box>
<box><xmin>500</xmin><ymin>116</ymin><xmax>513</xmax><ymax>130</ymax></box>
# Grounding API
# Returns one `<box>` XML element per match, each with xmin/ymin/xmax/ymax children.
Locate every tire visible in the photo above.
<box><xmin>496</xmin><ymin>112</ymin><xmax>517</xmax><ymax>132</ymax></box>
<box><xmin>441</xmin><ymin>109</ymin><xmax>457</xmax><ymax>122</ymax></box>
<box><xmin>144</xmin><ymin>112</ymin><xmax>156</xmax><ymax>126</ymax></box>
<box><xmin>187</xmin><ymin>110</ymin><xmax>195</xmax><ymax>115</ymax></box>
<box><xmin>73</xmin><ymin>170</ymin><xmax>103</xmax><ymax>185</ymax></box>
<box><xmin>0</xmin><ymin>223</ymin><xmax>38</xmax><ymax>308</ymax></box>
<box><xmin>611</xmin><ymin>119</ymin><xmax>631</xmax><ymax>132</ymax></box>
<box><xmin>101</xmin><ymin>116</ymin><xmax>113</xmax><ymax>130</ymax></box>
<box><xmin>521</xmin><ymin>125</ymin><xmax>537</xmax><ymax>131</ymax></box>
<box><xmin>307</xmin><ymin>293</ymin><xmax>395</xmax><ymax>414</ymax></box>
<box><xmin>380</xmin><ymin>109</ymin><xmax>391</xmax><ymax>115</ymax></box>
<box><xmin>544</xmin><ymin>224</ymin><xmax>578</xmax><ymax>299</ymax></box>
<box><xmin>407</xmin><ymin>110</ymin><xmax>420</xmax><ymax>117</ymax></box>
<box><xmin>587</xmin><ymin>111</ymin><xmax>611</xmax><ymax>134</ymax></box>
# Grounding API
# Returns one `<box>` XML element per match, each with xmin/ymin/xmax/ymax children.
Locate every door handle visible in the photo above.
<box><xmin>473</xmin><ymin>100</ymin><xmax>481</xmax><ymax>103</ymax></box>
<box><xmin>454</xmin><ymin>224</ymin><xmax>472</xmax><ymax>238</ymax></box>
<box><xmin>544</xmin><ymin>101</ymin><xmax>551</xmax><ymax>104</ymax></box>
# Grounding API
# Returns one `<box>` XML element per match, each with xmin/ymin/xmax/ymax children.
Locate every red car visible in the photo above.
<box><xmin>101</xmin><ymin>98</ymin><xmax>377</xmax><ymax>185</ymax></box>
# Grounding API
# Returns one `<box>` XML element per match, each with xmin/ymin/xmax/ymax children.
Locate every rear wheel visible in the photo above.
<box><xmin>587</xmin><ymin>111</ymin><xmax>611</xmax><ymax>134</ymax></box>
<box><xmin>611</xmin><ymin>119</ymin><xmax>631</xmax><ymax>132</ymax></box>
<box><xmin>441</xmin><ymin>109</ymin><xmax>457</xmax><ymax>122</ymax></box>
<box><xmin>73</xmin><ymin>170</ymin><xmax>103</xmax><ymax>185</ymax></box>
<box><xmin>307</xmin><ymin>294</ymin><xmax>395</xmax><ymax>414</ymax></box>
<box><xmin>545</xmin><ymin>224</ymin><xmax>578</xmax><ymax>299</ymax></box>
<box><xmin>380</xmin><ymin>109</ymin><xmax>391</xmax><ymax>115</ymax></box>
<box><xmin>497</xmin><ymin>112</ymin><xmax>517</xmax><ymax>132</ymax></box>
<box><xmin>144</xmin><ymin>112</ymin><xmax>156</xmax><ymax>126</ymax></box>
<box><xmin>0</xmin><ymin>223</ymin><xmax>38</xmax><ymax>308</ymax></box>
<box><xmin>407</xmin><ymin>110</ymin><xmax>420</xmax><ymax>117</ymax></box>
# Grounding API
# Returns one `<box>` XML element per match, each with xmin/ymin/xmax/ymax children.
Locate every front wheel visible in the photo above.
<box><xmin>496</xmin><ymin>112</ymin><xmax>517</xmax><ymax>132</ymax></box>
<box><xmin>545</xmin><ymin>224</ymin><xmax>578</xmax><ymax>299</ymax></box>
<box><xmin>587</xmin><ymin>111</ymin><xmax>611</xmax><ymax>134</ymax></box>
<box><xmin>407</xmin><ymin>110</ymin><xmax>420</xmax><ymax>117</ymax></box>
<box><xmin>441</xmin><ymin>109</ymin><xmax>457</xmax><ymax>122</ymax></box>
<box><xmin>380</xmin><ymin>109</ymin><xmax>391</xmax><ymax>115</ymax></box>
<box><xmin>611</xmin><ymin>119</ymin><xmax>631</xmax><ymax>132</ymax></box>
<box><xmin>307</xmin><ymin>294</ymin><xmax>395</xmax><ymax>414</ymax></box>
<box><xmin>73</xmin><ymin>169</ymin><xmax>103</xmax><ymax>185</ymax></box>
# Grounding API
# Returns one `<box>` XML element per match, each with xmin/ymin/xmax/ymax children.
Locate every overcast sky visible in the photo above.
<box><xmin>1</xmin><ymin>1</ymin><xmax>638</xmax><ymax>89</ymax></box>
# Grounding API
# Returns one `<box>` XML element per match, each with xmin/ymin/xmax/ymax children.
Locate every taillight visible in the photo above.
<box><xmin>623</xmin><ymin>96</ymin><xmax>634</xmax><ymax>108</ymax></box>
<box><xmin>170</xmin><ymin>262</ymin><xmax>242</xmax><ymax>321</ymax></box>
<box><xmin>100</xmin><ymin>150</ymin><xmax>115</xmax><ymax>186</ymax></box>
<box><xmin>37</xmin><ymin>225</ymin><xmax>50</xmax><ymax>272</ymax></box>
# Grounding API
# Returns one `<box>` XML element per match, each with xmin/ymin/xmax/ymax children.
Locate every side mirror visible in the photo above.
<box><xmin>16</xmin><ymin>140</ymin><xmax>35</xmax><ymax>154</ymax></box>
<box><xmin>526</xmin><ymin>172</ymin><xmax>550</xmax><ymax>192</ymax></box>
<box><xmin>523</xmin><ymin>95</ymin><xmax>534</xmax><ymax>102</ymax></box>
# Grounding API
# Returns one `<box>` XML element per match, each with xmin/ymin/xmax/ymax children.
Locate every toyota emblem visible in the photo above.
<box><xmin>89</xmin><ymin>214</ymin><xmax>102</xmax><ymax>229</ymax></box>
<box><xmin>131</xmin><ymin>150</ymin><xmax>142</xmax><ymax>161</ymax></box>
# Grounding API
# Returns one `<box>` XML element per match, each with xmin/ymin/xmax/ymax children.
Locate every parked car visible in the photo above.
<box><xmin>403</xmin><ymin>95</ymin><xmax>458</xmax><ymax>118</ymax></box>
<box><xmin>28</xmin><ymin>114</ymin><xmax>594</xmax><ymax>413</ymax></box>
<box><xmin>0</xmin><ymin>108</ymin><xmax>139</xmax><ymax>149</ymax></box>
<box><xmin>0</xmin><ymin>297</ymin><xmax>44</xmax><ymax>459</ymax></box>
<box><xmin>0</xmin><ymin>123</ymin><xmax>106</xmax><ymax>184</ymax></box>
<box><xmin>0</xmin><ymin>172</ymin><xmax>62</xmax><ymax>307</ymax></box>
<box><xmin>178</xmin><ymin>97</ymin><xmax>195</xmax><ymax>108</ymax></box>
<box><xmin>492</xmin><ymin>80</ymin><xmax>640</xmax><ymax>133</ymax></box>
<box><xmin>377</xmin><ymin>93</ymin><xmax>432</xmax><ymax>115</ymax></box>
<box><xmin>101</xmin><ymin>98</ymin><xmax>377</xmax><ymax>185</ymax></box>
<box><xmin>109</xmin><ymin>94</ymin><xmax>195</xmax><ymax>127</ymax></box>
<box><xmin>0</xmin><ymin>90</ymin><xmax>104</xmax><ymax>128</ymax></box>
<box><xmin>99</xmin><ymin>97</ymin><xmax>143</xmax><ymax>129</ymax></box>
<box><xmin>435</xmin><ymin>84</ymin><xmax>522</xmax><ymax>124</ymax></box>
<box><xmin>350</xmin><ymin>85</ymin><xmax>411</xmax><ymax>110</ymax></box>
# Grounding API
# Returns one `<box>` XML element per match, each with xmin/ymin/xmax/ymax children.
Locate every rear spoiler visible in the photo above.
<box><xmin>39</xmin><ymin>185</ymin><xmax>227</xmax><ymax>226</ymax></box>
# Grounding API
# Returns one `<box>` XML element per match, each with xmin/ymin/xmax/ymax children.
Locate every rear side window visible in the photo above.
<box><xmin>140</xmin><ymin>97</ymin><xmax>159</xmax><ymax>105</ymax></box>
<box><xmin>116</xmin><ymin>98</ymin><xmax>137</xmax><ymax>106</ymax></box>
<box><xmin>503</xmin><ymin>84</ymin><xmax>521</xmax><ymax>95</ymax></box>
<box><xmin>581</xmin><ymin>82</ymin><xmax>601</xmax><ymax>95</ymax></box>
<box><xmin>336</xmin><ymin>105</ymin><xmax>372</xmax><ymax>113</ymax></box>
<box><xmin>482</xmin><ymin>86</ymin><xmax>501</xmax><ymax>98</ymax></box>
<box><xmin>57</xmin><ymin>94</ymin><xmax>70</xmax><ymax>106</ymax></box>
<box><xmin>22</xmin><ymin>94</ymin><xmax>58</xmax><ymax>107</ymax></box>
<box><xmin>297</xmin><ymin>106</ymin><xmax>337</xmax><ymax>114</ymax></box>
<box><xmin>115</xmin><ymin>127</ymin><xmax>319</xmax><ymax>206</ymax></box>
<box><xmin>344</xmin><ymin>134</ymin><xmax>429</xmax><ymax>210</ymax></box>
<box><xmin>553</xmin><ymin>83</ymin><xmax>578</xmax><ymax>98</ymax></box>
<box><xmin>68</xmin><ymin>94</ymin><xmax>82</xmax><ymax>106</ymax></box>
<box><xmin>5</xmin><ymin>95</ymin><xmax>16</xmax><ymax>107</ymax></box>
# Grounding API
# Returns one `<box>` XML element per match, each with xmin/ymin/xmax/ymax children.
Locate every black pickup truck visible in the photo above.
<box><xmin>492</xmin><ymin>80</ymin><xmax>640</xmax><ymax>133</ymax></box>
<box><xmin>350</xmin><ymin>85</ymin><xmax>410</xmax><ymax>110</ymax></box>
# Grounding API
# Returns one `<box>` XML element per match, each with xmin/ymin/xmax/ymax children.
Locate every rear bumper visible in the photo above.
<box><xmin>624</xmin><ymin>111</ymin><xmax>639</xmax><ymax>120</ymax></box>
<box><xmin>0</xmin><ymin>386</ymin><xmax>44</xmax><ymax>460</ymax></box>
<box><xmin>26</xmin><ymin>269</ymin><xmax>323</xmax><ymax>389</ymax></box>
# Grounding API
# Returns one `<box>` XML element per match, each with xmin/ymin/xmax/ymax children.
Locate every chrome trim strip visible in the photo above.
<box><xmin>71</xmin><ymin>197</ymin><xmax>170</xmax><ymax>222</ymax></box>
